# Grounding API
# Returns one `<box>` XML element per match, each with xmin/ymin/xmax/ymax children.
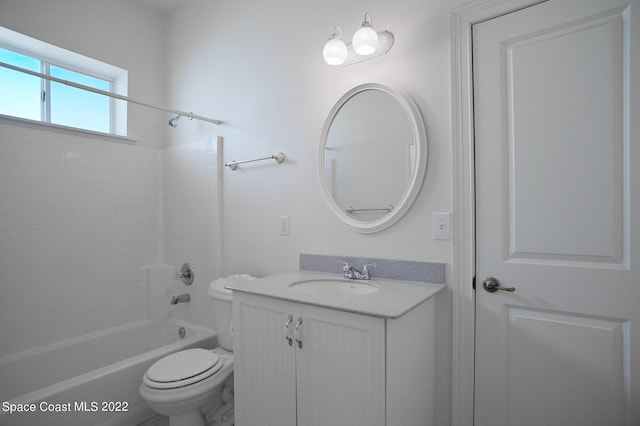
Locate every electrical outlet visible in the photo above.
<box><xmin>280</xmin><ymin>216</ymin><xmax>290</xmax><ymax>236</ymax></box>
<box><xmin>433</xmin><ymin>212</ymin><xmax>451</xmax><ymax>240</ymax></box>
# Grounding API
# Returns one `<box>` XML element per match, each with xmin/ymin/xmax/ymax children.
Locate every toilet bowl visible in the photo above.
<box><xmin>140</xmin><ymin>348</ymin><xmax>234</xmax><ymax>426</ymax></box>
<box><xmin>140</xmin><ymin>274</ymin><xmax>255</xmax><ymax>426</ymax></box>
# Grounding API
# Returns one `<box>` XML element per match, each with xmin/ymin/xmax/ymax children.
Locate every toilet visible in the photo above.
<box><xmin>140</xmin><ymin>275</ymin><xmax>251</xmax><ymax>426</ymax></box>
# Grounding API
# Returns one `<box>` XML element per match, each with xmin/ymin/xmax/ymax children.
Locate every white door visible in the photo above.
<box><xmin>473</xmin><ymin>0</ymin><xmax>640</xmax><ymax>425</ymax></box>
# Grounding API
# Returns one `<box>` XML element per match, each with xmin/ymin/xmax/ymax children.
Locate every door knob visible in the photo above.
<box><xmin>482</xmin><ymin>277</ymin><xmax>516</xmax><ymax>293</ymax></box>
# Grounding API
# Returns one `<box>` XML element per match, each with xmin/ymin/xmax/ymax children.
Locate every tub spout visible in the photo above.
<box><xmin>171</xmin><ymin>293</ymin><xmax>190</xmax><ymax>305</ymax></box>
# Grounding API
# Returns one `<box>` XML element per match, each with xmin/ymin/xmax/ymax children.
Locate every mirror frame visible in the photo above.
<box><xmin>318</xmin><ymin>83</ymin><xmax>428</xmax><ymax>233</ymax></box>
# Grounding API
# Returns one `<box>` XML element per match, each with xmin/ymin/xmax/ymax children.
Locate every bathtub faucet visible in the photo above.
<box><xmin>171</xmin><ymin>293</ymin><xmax>191</xmax><ymax>305</ymax></box>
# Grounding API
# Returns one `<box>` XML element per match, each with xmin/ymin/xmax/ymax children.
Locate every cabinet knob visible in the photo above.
<box><xmin>284</xmin><ymin>315</ymin><xmax>293</xmax><ymax>346</ymax></box>
<box><xmin>294</xmin><ymin>317</ymin><xmax>303</xmax><ymax>349</ymax></box>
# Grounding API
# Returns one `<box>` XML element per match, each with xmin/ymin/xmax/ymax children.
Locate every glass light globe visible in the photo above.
<box><xmin>352</xmin><ymin>24</ymin><xmax>379</xmax><ymax>55</ymax></box>
<box><xmin>323</xmin><ymin>36</ymin><xmax>348</xmax><ymax>65</ymax></box>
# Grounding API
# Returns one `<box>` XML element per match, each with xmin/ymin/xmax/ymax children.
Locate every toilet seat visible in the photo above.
<box><xmin>143</xmin><ymin>348</ymin><xmax>224</xmax><ymax>390</ymax></box>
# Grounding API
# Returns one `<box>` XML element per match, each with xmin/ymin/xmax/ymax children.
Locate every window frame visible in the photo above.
<box><xmin>0</xmin><ymin>26</ymin><xmax>128</xmax><ymax>137</ymax></box>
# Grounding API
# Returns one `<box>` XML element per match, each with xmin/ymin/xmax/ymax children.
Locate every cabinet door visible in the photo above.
<box><xmin>233</xmin><ymin>293</ymin><xmax>297</xmax><ymax>426</ymax></box>
<box><xmin>295</xmin><ymin>304</ymin><xmax>385</xmax><ymax>426</ymax></box>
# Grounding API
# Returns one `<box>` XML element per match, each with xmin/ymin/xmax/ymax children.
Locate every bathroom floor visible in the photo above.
<box><xmin>137</xmin><ymin>414</ymin><xmax>169</xmax><ymax>426</ymax></box>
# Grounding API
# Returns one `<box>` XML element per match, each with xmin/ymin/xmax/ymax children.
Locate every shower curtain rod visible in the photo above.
<box><xmin>0</xmin><ymin>61</ymin><xmax>222</xmax><ymax>125</ymax></box>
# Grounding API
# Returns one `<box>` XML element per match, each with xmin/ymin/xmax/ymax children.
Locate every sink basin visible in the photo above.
<box><xmin>289</xmin><ymin>279</ymin><xmax>379</xmax><ymax>296</ymax></box>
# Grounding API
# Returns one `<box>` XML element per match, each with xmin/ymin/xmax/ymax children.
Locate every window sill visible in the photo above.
<box><xmin>0</xmin><ymin>114</ymin><xmax>136</xmax><ymax>144</ymax></box>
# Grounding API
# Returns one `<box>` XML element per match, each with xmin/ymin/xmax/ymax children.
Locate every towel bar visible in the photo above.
<box><xmin>345</xmin><ymin>205</ymin><xmax>394</xmax><ymax>214</ymax></box>
<box><xmin>225</xmin><ymin>152</ymin><xmax>286</xmax><ymax>170</ymax></box>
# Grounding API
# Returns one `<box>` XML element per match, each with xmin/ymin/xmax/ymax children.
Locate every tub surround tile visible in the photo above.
<box><xmin>0</xmin><ymin>127</ymin><xmax>159</xmax><ymax>358</ymax></box>
<box><xmin>299</xmin><ymin>253</ymin><xmax>445</xmax><ymax>285</ymax></box>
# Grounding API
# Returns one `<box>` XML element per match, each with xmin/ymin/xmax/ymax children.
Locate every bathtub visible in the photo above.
<box><xmin>0</xmin><ymin>320</ymin><xmax>217</xmax><ymax>426</ymax></box>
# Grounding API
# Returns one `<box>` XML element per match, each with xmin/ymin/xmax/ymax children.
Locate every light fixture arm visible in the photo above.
<box><xmin>362</xmin><ymin>13</ymin><xmax>374</xmax><ymax>28</ymax></box>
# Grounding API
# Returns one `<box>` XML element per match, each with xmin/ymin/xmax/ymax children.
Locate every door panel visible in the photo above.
<box><xmin>506</xmin><ymin>11</ymin><xmax>626</xmax><ymax>265</ymax></box>
<box><xmin>233</xmin><ymin>295</ymin><xmax>296</xmax><ymax>426</ymax></box>
<box><xmin>295</xmin><ymin>304</ymin><xmax>385</xmax><ymax>426</ymax></box>
<box><xmin>473</xmin><ymin>0</ymin><xmax>639</xmax><ymax>425</ymax></box>
<box><xmin>506</xmin><ymin>307</ymin><xmax>627</xmax><ymax>426</ymax></box>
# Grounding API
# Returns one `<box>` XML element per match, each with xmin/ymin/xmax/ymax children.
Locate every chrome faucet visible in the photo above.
<box><xmin>171</xmin><ymin>293</ymin><xmax>191</xmax><ymax>305</ymax></box>
<box><xmin>342</xmin><ymin>262</ymin><xmax>375</xmax><ymax>280</ymax></box>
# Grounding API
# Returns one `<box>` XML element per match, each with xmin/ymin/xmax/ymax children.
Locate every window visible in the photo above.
<box><xmin>0</xmin><ymin>26</ymin><xmax>127</xmax><ymax>136</ymax></box>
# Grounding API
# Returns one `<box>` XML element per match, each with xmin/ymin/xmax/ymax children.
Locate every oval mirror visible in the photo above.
<box><xmin>318</xmin><ymin>83</ymin><xmax>427</xmax><ymax>233</ymax></box>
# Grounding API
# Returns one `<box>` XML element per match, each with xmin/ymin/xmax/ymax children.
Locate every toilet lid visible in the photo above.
<box><xmin>145</xmin><ymin>348</ymin><xmax>222</xmax><ymax>386</ymax></box>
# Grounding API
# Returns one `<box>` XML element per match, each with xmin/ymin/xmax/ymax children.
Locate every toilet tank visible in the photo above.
<box><xmin>209</xmin><ymin>274</ymin><xmax>256</xmax><ymax>351</ymax></box>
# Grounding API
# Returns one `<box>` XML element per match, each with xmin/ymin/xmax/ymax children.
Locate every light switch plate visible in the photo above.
<box><xmin>433</xmin><ymin>212</ymin><xmax>451</xmax><ymax>240</ymax></box>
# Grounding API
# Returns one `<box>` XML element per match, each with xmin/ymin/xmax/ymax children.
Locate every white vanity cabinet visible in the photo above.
<box><xmin>232</xmin><ymin>290</ymin><xmax>436</xmax><ymax>426</ymax></box>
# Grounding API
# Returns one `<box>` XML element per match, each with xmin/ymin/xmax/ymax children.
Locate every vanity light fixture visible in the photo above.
<box><xmin>323</xmin><ymin>26</ymin><xmax>348</xmax><ymax>65</ymax></box>
<box><xmin>352</xmin><ymin>13</ymin><xmax>379</xmax><ymax>55</ymax></box>
<box><xmin>323</xmin><ymin>13</ymin><xmax>394</xmax><ymax>67</ymax></box>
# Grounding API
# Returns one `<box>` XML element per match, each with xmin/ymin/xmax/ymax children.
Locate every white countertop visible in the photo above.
<box><xmin>225</xmin><ymin>271</ymin><xmax>445</xmax><ymax>318</ymax></box>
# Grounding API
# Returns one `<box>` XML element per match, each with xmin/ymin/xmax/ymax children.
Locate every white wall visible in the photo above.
<box><xmin>165</xmin><ymin>1</ymin><xmax>460</xmax><ymax>424</ymax></box>
<box><xmin>166</xmin><ymin>0</ymin><xmax>458</xmax><ymax>274</ymax></box>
